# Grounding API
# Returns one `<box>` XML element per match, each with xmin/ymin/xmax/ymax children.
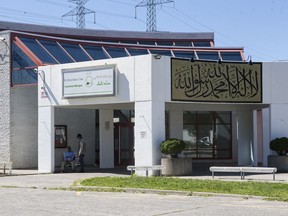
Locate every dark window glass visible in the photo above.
<box><xmin>18</xmin><ymin>37</ymin><xmax>57</xmax><ymax>64</ymax></box>
<box><xmin>127</xmin><ymin>48</ymin><xmax>148</xmax><ymax>56</ymax></box>
<box><xmin>119</xmin><ymin>40</ymin><xmax>138</xmax><ymax>44</ymax></box>
<box><xmin>183</xmin><ymin>111</ymin><xmax>232</xmax><ymax>159</ymax></box>
<box><xmin>138</xmin><ymin>41</ymin><xmax>156</xmax><ymax>45</ymax></box>
<box><xmin>38</xmin><ymin>40</ymin><xmax>73</xmax><ymax>64</ymax></box>
<box><xmin>220</xmin><ymin>52</ymin><xmax>243</xmax><ymax>61</ymax></box>
<box><xmin>12</xmin><ymin>43</ymin><xmax>36</xmax><ymax>69</ymax></box>
<box><xmin>12</xmin><ymin>69</ymin><xmax>37</xmax><ymax>85</ymax></box>
<box><xmin>149</xmin><ymin>49</ymin><xmax>172</xmax><ymax>56</ymax></box>
<box><xmin>183</xmin><ymin>111</ymin><xmax>196</xmax><ymax>124</ymax></box>
<box><xmin>104</xmin><ymin>47</ymin><xmax>128</xmax><ymax>58</ymax></box>
<box><xmin>193</xmin><ymin>41</ymin><xmax>211</xmax><ymax>47</ymax></box>
<box><xmin>173</xmin><ymin>51</ymin><xmax>195</xmax><ymax>59</ymax></box>
<box><xmin>197</xmin><ymin>51</ymin><xmax>219</xmax><ymax>60</ymax></box>
<box><xmin>82</xmin><ymin>45</ymin><xmax>108</xmax><ymax>60</ymax></box>
<box><xmin>60</xmin><ymin>43</ymin><xmax>90</xmax><ymax>62</ymax></box>
<box><xmin>174</xmin><ymin>41</ymin><xmax>192</xmax><ymax>46</ymax></box>
<box><xmin>156</xmin><ymin>41</ymin><xmax>174</xmax><ymax>46</ymax></box>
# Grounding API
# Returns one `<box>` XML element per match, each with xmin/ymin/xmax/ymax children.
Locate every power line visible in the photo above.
<box><xmin>135</xmin><ymin>0</ymin><xmax>174</xmax><ymax>32</ymax></box>
<box><xmin>62</xmin><ymin>0</ymin><xmax>95</xmax><ymax>29</ymax></box>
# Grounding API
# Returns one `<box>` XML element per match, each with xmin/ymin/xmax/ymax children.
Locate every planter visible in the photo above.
<box><xmin>161</xmin><ymin>157</ymin><xmax>192</xmax><ymax>176</ymax></box>
<box><xmin>268</xmin><ymin>155</ymin><xmax>288</xmax><ymax>172</ymax></box>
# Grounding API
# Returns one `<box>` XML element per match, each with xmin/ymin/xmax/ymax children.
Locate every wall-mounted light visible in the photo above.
<box><xmin>190</xmin><ymin>56</ymin><xmax>195</xmax><ymax>62</ymax></box>
<box><xmin>153</xmin><ymin>54</ymin><xmax>162</xmax><ymax>59</ymax></box>
<box><xmin>218</xmin><ymin>58</ymin><xmax>222</xmax><ymax>64</ymax></box>
<box><xmin>0</xmin><ymin>37</ymin><xmax>5</xmax><ymax>41</ymax></box>
<box><xmin>33</xmin><ymin>68</ymin><xmax>46</xmax><ymax>90</ymax></box>
<box><xmin>246</xmin><ymin>55</ymin><xmax>253</xmax><ymax>65</ymax></box>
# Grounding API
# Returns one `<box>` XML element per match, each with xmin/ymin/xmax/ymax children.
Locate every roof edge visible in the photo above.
<box><xmin>0</xmin><ymin>20</ymin><xmax>214</xmax><ymax>40</ymax></box>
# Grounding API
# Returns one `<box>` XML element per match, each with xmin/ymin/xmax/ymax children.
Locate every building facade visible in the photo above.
<box><xmin>1</xmin><ymin>21</ymin><xmax>287</xmax><ymax>174</ymax></box>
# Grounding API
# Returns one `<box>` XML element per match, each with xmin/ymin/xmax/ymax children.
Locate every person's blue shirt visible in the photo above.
<box><xmin>64</xmin><ymin>151</ymin><xmax>75</xmax><ymax>161</ymax></box>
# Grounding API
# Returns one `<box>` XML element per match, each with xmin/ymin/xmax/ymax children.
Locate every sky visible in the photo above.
<box><xmin>0</xmin><ymin>0</ymin><xmax>287</xmax><ymax>62</ymax></box>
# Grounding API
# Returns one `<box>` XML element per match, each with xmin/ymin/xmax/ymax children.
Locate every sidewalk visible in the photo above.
<box><xmin>1</xmin><ymin>167</ymin><xmax>288</xmax><ymax>190</ymax></box>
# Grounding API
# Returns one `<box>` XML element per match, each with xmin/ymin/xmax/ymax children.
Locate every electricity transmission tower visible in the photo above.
<box><xmin>62</xmin><ymin>0</ymin><xmax>95</xmax><ymax>29</ymax></box>
<box><xmin>135</xmin><ymin>0</ymin><xmax>174</xmax><ymax>32</ymax></box>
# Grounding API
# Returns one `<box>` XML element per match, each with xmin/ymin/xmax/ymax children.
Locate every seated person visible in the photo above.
<box><xmin>61</xmin><ymin>146</ymin><xmax>75</xmax><ymax>172</ymax></box>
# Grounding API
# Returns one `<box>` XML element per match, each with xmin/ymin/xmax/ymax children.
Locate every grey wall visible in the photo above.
<box><xmin>11</xmin><ymin>86</ymin><xmax>38</xmax><ymax>168</ymax></box>
<box><xmin>54</xmin><ymin>108</ymin><xmax>96</xmax><ymax>167</ymax></box>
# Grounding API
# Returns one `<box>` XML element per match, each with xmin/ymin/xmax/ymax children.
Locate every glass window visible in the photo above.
<box><xmin>82</xmin><ymin>45</ymin><xmax>108</xmax><ymax>60</ymax></box>
<box><xmin>38</xmin><ymin>40</ymin><xmax>73</xmax><ymax>64</ymax></box>
<box><xmin>138</xmin><ymin>41</ymin><xmax>156</xmax><ymax>45</ymax></box>
<box><xmin>12</xmin><ymin>69</ymin><xmax>37</xmax><ymax>85</ymax></box>
<box><xmin>104</xmin><ymin>47</ymin><xmax>128</xmax><ymax>58</ymax></box>
<box><xmin>193</xmin><ymin>41</ymin><xmax>211</xmax><ymax>47</ymax></box>
<box><xmin>197</xmin><ymin>51</ymin><xmax>219</xmax><ymax>60</ymax></box>
<box><xmin>220</xmin><ymin>52</ymin><xmax>243</xmax><ymax>61</ymax></box>
<box><xmin>12</xmin><ymin>43</ymin><xmax>36</xmax><ymax>69</ymax></box>
<box><xmin>174</xmin><ymin>41</ymin><xmax>192</xmax><ymax>47</ymax></box>
<box><xmin>183</xmin><ymin>111</ymin><xmax>232</xmax><ymax>159</ymax></box>
<box><xmin>173</xmin><ymin>51</ymin><xmax>195</xmax><ymax>59</ymax></box>
<box><xmin>60</xmin><ymin>43</ymin><xmax>91</xmax><ymax>62</ymax></box>
<box><xmin>149</xmin><ymin>49</ymin><xmax>172</xmax><ymax>56</ymax></box>
<box><xmin>127</xmin><ymin>48</ymin><xmax>148</xmax><ymax>56</ymax></box>
<box><xmin>156</xmin><ymin>41</ymin><xmax>174</xmax><ymax>46</ymax></box>
<box><xmin>18</xmin><ymin>37</ymin><xmax>57</xmax><ymax>64</ymax></box>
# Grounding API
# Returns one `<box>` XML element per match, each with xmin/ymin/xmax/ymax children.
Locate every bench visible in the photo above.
<box><xmin>209</xmin><ymin>166</ymin><xmax>277</xmax><ymax>180</ymax></box>
<box><xmin>0</xmin><ymin>162</ymin><xmax>12</xmax><ymax>175</ymax></box>
<box><xmin>127</xmin><ymin>165</ymin><xmax>165</xmax><ymax>177</ymax></box>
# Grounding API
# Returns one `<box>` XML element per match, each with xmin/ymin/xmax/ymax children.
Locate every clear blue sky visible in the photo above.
<box><xmin>1</xmin><ymin>0</ymin><xmax>287</xmax><ymax>62</ymax></box>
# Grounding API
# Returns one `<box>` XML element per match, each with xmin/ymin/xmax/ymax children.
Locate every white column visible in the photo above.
<box><xmin>169</xmin><ymin>110</ymin><xmax>183</xmax><ymax>139</ymax></box>
<box><xmin>38</xmin><ymin>106</ymin><xmax>54</xmax><ymax>173</ymax></box>
<box><xmin>134</xmin><ymin>101</ymin><xmax>165</xmax><ymax>175</ymax></box>
<box><xmin>252</xmin><ymin>110</ymin><xmax>258</xmax><ymax>166</ymax></box>
<box><xmin>262</xmin><ymin>108</ymin><xmax>270</xmax><ymax>166</ymax></box>
<box><xmin>99</xmin><ymin>109</ymin><xmax>114</xmax><ymax>168</ymax></box>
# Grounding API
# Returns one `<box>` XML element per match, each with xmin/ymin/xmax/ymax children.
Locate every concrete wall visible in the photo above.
<box><xmin>0</xmin><ymin>33</ymin><xmax>11</xmax><ymax>163</ymax></box>
<box><xmin>11</xmin><ymin>86</ymin><xmax>38</xmax><ymax>168</ymax></box>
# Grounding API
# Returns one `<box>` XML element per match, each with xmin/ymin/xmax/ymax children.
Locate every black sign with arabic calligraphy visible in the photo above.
<box><xmin>171</xmin><ymin>58</ymin><xmax>262</xmax><ymax>103</ymax></box>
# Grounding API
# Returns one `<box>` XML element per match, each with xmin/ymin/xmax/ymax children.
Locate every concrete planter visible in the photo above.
<box><xmin>161</xmin><ymin>157</ymin><xmax>192</xmax><ymax>176</ymax></box>
<box><xmin>268</xmin><ymin>155</ymin><xmax>288</xmax><ymax>172</ymax></box>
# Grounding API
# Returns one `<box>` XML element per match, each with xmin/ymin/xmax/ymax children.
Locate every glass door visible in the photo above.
<box><xmin>114</xmin><ymin>123</ymin><xmax>134</xmax><ymax>166</ymax></box>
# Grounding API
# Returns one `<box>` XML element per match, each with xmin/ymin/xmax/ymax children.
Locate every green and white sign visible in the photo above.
<box><xmin>62</xmin><ymin>65</ymin><xmax>116</xmax><ymax>98</ymax></box>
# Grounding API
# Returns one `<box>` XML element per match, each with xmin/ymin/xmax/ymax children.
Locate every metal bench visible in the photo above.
<box><xmin>127</xmin><ymin>165</ymin><xmax>165</xmax><ymax>177</ymax></box>
<box><xmin>209</xmin><ymin>166</ymin><xmax>277</xmax><ymax>180</ymax></box>
<box><xmin>0</xmin><ymin>162</ymin><xmax>12</xmax><ymax>175</ymax></box>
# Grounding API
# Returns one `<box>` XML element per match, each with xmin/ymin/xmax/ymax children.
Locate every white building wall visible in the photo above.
<box><xmin>38</xmin><ymin>106</ymin><xmax>54</xmax><ymax>173</ymax></box>
<box><xmin>99</xmin><ymin>109</ymin><xmax>114</xmax><ymax>168</ymax></box>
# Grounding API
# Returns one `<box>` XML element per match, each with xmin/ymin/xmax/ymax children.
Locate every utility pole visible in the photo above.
<box><xmin>135</xmin><ymin>0</ymin><xmax>174</xmax><ymax>32</ymax></box>
<box><xmin>62</xmin><ymin>0</ymin><xmax>95</xmax><ymax>29</ymax></box>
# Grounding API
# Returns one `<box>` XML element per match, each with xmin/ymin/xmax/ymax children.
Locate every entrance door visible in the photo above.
<box><xmin>114</xmin><ymin>123</ymin><xmax>134</xmax><ymax>166</ymax></box>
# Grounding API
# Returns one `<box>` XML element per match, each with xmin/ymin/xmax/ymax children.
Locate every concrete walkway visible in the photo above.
<box><xmin>1</xmin><ymin>167</ymin><xmax>288</xmax><ymax>190</ymax></box>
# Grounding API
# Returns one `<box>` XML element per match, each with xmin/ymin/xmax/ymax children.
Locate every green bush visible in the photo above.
<box><xmin>160</xmin><ymin>138</ymin><xmax>186</xmax><ymax>158</ymax></box>
<box><xmin>270</xmin><ymin>137</ymin><xmax>288</xmax><ymax>156</ymax></box>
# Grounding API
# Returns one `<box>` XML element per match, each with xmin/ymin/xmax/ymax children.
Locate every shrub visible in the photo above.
<box><xmin>160</xmin><ymin>138</ymin><xmax>186</xmax><ymax>158</ymax></box>
<box><xmin>270</xmin><ymin>137</ymin><xmax>288</xmax><ymax>156</ymax></box>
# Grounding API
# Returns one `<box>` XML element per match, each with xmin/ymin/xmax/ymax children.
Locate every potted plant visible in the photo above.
<box><xmin>160</xmin><ymin>138</ymin><xmax>186</xmax><ymax>158</ymax></box>
<box><xmin>268</xmin><ymin>137</ymin><xmax>288</xmax><ymax>172</ymax></box>
<box><xmin>160</xmin><ymin>138</ymin><xmax>192</xmax><ymax>176</ymax></box>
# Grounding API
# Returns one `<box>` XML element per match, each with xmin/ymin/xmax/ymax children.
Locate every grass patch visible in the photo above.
<box><xmin>79</xmin><ymin>176</ymin><xmax>288</xmax><ymax>201</ymax></box>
